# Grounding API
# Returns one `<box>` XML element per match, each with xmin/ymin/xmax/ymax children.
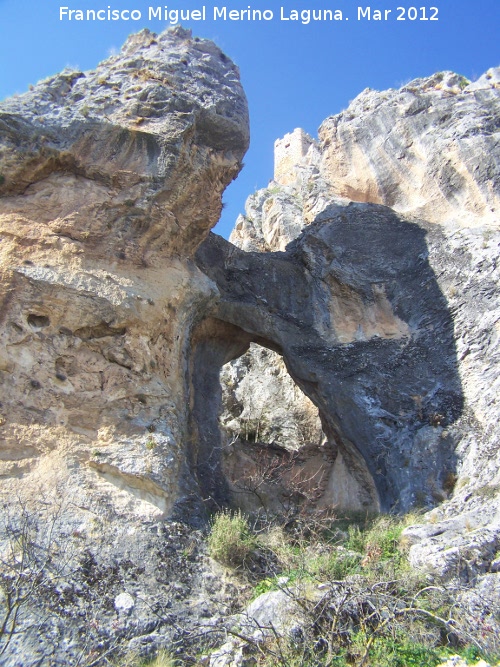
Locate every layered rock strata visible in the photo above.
<box><xmin>231</xmin><ymin>69</ymin><xmax>500</xmax><ymax>252</ymax></box>
<box><xmin>0</xmin><ymin>26</ymin><xmax>248</xmax><ymax>520</ymax></box>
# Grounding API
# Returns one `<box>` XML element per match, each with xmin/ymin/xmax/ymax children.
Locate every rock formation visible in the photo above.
<box><xmin>0</xmin><ymin>26</ymin><xmax>248</xmax><ymax>521</ymax></box>
<box><xmin>231</xmin><ymin>69</ymin><xmax>500</xmax><ymax>251</ymax></box>
<box><xmin>0</xmin><ymin>25</ymin><xmax>499</xmax><ymax>662</ymax></box>
<box><xmin>213</xmin><ymin>67</ymin><xmax>500</xmax><ymax>580</ymax></box>
<box><xmin>0</xmin><ymin>29</ymin><xmax>250</xmax><ymax>663</ymax></box>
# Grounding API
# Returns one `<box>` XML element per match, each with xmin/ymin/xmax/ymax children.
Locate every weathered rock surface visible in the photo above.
<box><xmin>0</xmin><ymin>26</ymin><xmax>248</xmax><ymax>522</ymax></box>
<box><xmin>231</xmin><ymin>69</ymin><xmax>500</xmax><ymax>253</ymax></box>
<box><xmin>319</xmin><ymin>70</ymin><xmax>499</xmax><ymax>227</ymax></box>
<box><xmin>1</xmin><ymin>32</ymin><xmax>500</xmax><ymax>663</ymax></box>
<box><xmin>220</xmin><ymin>344</ymin><xmax>324</xmax><ymax>450</ymax></box>
<box><xmin>0</xmin><ymin>27</ymin><xmax>248</xmax><ymax>665</ymax></box>
<box><xmin>0</xmin><ymin>26</ymin><xmax>248</xmax><ymax>256</ymax></box>
<box><xmin>212</xmin><ymin>70</ymin><xmax>500</xmax><ymax>586</ymax></box>
<box><xmin>210</xmin><ymin>589</ymin><xmax>306</xmax><ymax>667</ymax></box>
<box><xmin>196</xmin><ymin>206</ymin><xmax>462</xmax><ymax>514</ymax></box>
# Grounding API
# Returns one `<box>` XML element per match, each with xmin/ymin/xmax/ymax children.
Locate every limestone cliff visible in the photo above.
<box><xmin>231</xmin><ymin>69</ymin><xmax>500</xmax><ymax>251</ymax></box>
<box><xmin>0</xmin><ymin>26</ymin><xmax>248</xmax><ymax>524</ymax></box>
<box><xmin>0</xmin><ymin>27</ymin><xmax>250</xmax><ymax>666</ymax></box>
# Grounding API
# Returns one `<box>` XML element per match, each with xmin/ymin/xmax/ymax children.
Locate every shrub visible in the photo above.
<box><xmin>346</xmin><ymin>523</ymin><xmax>366</xmax><ymax>552</ymax></box>
<box><xmin>143</xmin><ymin>650</ymin><xmax>177</xmax><ymax>667</ymax></box>
<box><xmin>358</xmin><ymin>633</ymin><xmax>443</xmax><ymax>667</ymax></box>
<box><xmin>364</xmin><ymin>516</ymin><xmax>405</xmax><ymax>560</ymax></box>
<box><xmin>309</xmin><ymin>550</ymin><xmax>361</xmax><ymax>580</ymax></box>
<box><xmin>204</xmin><ymin>510</ymin><xmax>499</xmax><ymax>666</ymax></box>
<box><xmin>208</xmin><ymin>510</ymin><xmax>256</xmax><ymax>567</ymax></box>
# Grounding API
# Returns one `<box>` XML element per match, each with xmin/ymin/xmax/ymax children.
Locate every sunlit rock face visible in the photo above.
<box><xmin>0</xmin><ymin>26</ymin><xmax>249</xmax><ymax>520</ymax></box>
<box><xmin>231</xmin><ymin>69</ymin><xmax>500</xmax><ymax>253</ymax></box>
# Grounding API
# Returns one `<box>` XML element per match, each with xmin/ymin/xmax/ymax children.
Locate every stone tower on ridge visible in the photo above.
<box><xmin>274</xmin><ymin>128</ymin><xmax>313</xmax><ymax>185</ymax></box>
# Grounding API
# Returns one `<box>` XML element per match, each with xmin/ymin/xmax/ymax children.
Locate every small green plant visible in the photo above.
<box><xmin>458</xmin><ymin>75</ymin><xmax>470</xmax><ymax>90</ymax></box>
<box><xmin>309</xmin><ymin>551</ymin><xmax>361</xmax><ymax>580</ymax></box>
<box><xmin>145</xmin><ymin>437</ymin><xmax>157</xmax><ymax>450</ymax></box>
<box><xmin>357</xmin><ymin>633</ymin><xmax>443</xmax><ymax>667</ymax></box>
<box><xmin>345</xmin><ymin>523</ymin><xmax>366</xmax><ymax>552</ymax></box>
<box><xmin>208</xmin><ymin>510</ymin><xmax>256</xmax><ymax>567</ymax></box>
<box><xmin>252</xmin><ymin>577</ymin><xmax>277</xmax><ymax>598</ymax></box>
<box><xmin>364</xmin><ymin>516</ymin><xmax>405</xmax><ymax>560</ymax></box>
<box><xmin>266</xmin><ymin>185</ymin><xmax>281</xmax><ymax>196</ymax></box>
<box><xmin>144</xmin><ymin>649</ymin><xmax>177</xmax><ymax>667</ymax></box>
<box><xmin>0</xmin><ymin>174</ymin><xmax>5</xmax><ymax>186</ymax></box>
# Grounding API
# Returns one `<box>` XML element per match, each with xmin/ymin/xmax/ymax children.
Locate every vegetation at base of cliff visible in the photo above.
<box><xmin>207</xmin><ymin>510</ymin><xmax>499</xmax><ymax>667</ymax></box>
<box><xmin>1</xmin><ymin>499</ymin><xmax>497</xmax><ymax>666</ymax></box>
<box><xmin>207</xmin><ymin>509</ymin><xmax>257</xmax><ymax>566</ymax></box>
<box><xmin>247</xmin><ymin>637</ymin><xmax>493</xmax><ymax>667</ymax></box>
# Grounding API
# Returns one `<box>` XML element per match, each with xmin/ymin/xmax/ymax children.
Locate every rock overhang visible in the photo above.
<box><xmin>0</xmin><ymin>26</ymin><xmax>249</xmax><ymax>260</ymax></box>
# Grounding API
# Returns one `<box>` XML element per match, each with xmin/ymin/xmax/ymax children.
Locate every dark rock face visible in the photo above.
<box><xmin>192</xmin><ymin>68</ymin><xmax>500</xmax><ymax>590</ymax></box>
<box><xmin>201</xmin><ymin>69</ymin><xmax>500</xmax><ymax>585</ymax></box>
<box><xmin>194</xmin><ymin>203</ymin><xmax>463</xmax><ymax>512</ymax></box>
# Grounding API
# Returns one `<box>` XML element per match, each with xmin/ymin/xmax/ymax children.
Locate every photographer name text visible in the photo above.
<box><xmin>59</xmin><ymin>5</ymin><xmax>440</xmax><ymax>24</ymax></box>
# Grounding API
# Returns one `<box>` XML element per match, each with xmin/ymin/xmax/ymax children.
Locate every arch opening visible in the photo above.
<box><xmin>219</xmin><ymin>343</ymin><xmax>380</xmax><ymax>518</ymax></box>
<box><xmin>187</xmin><ymin>318</ymin><xmax>380</xmax><ymax>520</ymax></box>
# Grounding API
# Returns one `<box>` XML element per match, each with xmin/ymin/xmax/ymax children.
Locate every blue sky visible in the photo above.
<box><xmin>1</xmin><ymin>0</ymin><xmax>498</xmax><ymax>238</ymax></box>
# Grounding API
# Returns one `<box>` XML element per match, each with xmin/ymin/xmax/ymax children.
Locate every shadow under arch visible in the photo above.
<box><xmin>190</xmin><ymin>202</ymin><xmax>463</xmax><ymax>517</ymax></box>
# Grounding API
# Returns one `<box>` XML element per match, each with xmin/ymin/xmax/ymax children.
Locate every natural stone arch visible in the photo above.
<box><xmin>195</xmin><ymin>203</ymin><xmax>463</xmax><ymax>513</ymax></box>
<box><xmin>186</xmin><ymin>317</ymin><xmax>379</xmax><ymax>517</ymax></box>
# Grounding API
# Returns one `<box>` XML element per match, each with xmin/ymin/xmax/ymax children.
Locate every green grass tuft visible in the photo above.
<box><xmin>208</xmin><ymin>510</ymin><xmax>256</xmax><ymax>567</ymax></box>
